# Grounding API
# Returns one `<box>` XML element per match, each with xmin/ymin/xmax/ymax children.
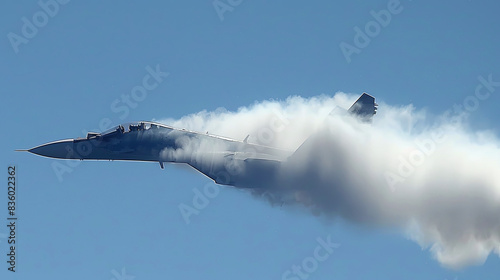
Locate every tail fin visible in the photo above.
<box><xmin>290</xmin><ymin>93</ymin><xmax>377</xmax><ymax>159</ymax></box>
<box><xmin>347</xmin><ymin>93</ymin><xmax>378</xmax><ymax>122</ymax></box>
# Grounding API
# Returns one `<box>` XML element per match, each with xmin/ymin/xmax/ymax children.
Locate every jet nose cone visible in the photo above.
<box><xmin>29</xmin><ymin>140</ymin><xmax>75</xmax><ymax>159</ymax></box>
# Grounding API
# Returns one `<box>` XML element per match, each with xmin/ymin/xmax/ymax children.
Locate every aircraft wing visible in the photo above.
<box><xmin>185</xmin><ymin>151</ymin><xmax>284</xmax><ymax>188</ymax></box>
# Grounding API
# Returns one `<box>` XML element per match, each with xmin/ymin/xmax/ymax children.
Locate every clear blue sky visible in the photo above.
<box><xmin>1</xmin><ymin>1</ymin><xmax>499</xmax><ymax>279</ymax></box>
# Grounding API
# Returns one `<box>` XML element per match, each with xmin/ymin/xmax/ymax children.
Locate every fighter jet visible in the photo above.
<box><xmin>21</xmin><ymin>93</ymin><xmax>377</xmax><ymax>188</ymax></box>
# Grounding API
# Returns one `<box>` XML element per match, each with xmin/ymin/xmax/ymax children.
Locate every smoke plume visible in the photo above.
<box><xmin>159</xmin><ymin>92</ymin><xmax>500</xmax><ymax>268</ymax></box>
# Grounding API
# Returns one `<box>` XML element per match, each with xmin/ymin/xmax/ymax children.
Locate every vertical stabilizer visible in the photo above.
<box><xmin>347</xmin><ymin>93</ymin><xmax>377</xmax><ymax>122</ymax></box>
<box><xmin>291</xmin><ymin>93</ymin><xmax>377</xmax><ymax>158</ymax></box>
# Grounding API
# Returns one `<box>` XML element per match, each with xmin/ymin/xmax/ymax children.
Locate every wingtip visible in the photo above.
<box><xmin>15</xmin><ymin>149</ymin><xmax>29</xmax><ymax>152</ymax></box>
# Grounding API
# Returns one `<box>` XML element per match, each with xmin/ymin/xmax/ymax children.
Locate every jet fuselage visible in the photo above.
<box><xmin>27</xmin><ymin>122</ymin><xmax>290</xmax><ymax>188</ymax></box>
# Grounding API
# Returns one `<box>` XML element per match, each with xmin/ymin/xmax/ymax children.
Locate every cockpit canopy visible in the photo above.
<box><xmin>86</xmin><ymin>121</ymin><xmax>167</xmax><ymax>139</ymax></box>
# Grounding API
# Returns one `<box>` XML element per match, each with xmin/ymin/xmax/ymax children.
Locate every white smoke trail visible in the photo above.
<box><xmin>159</xmin><ymin>92</ymin><xmax>500</xmax><ymax>268</ymax></box>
